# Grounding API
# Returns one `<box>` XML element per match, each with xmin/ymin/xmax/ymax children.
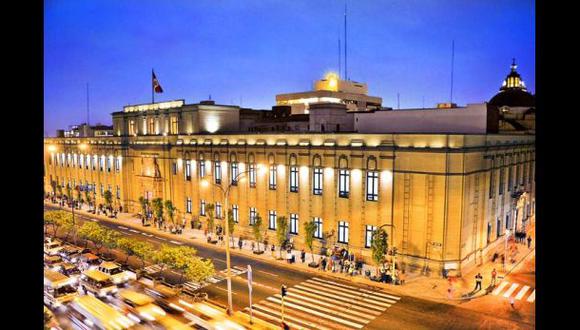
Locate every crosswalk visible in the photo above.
<box><xmin>241</xmin><ymin>277</ymin><xmax>400</xmax><ymax>330</ymax></box>
<box><xmin>492</xmin><ymin>281</ymin><xmax>535</xmax><ymax>303</ymax></box>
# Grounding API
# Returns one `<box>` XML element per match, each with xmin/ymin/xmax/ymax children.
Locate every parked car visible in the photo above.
<box><xmin>44</xmin><ymin>240</ymin><xmax>64</xmax><ymax>256</ymax></box>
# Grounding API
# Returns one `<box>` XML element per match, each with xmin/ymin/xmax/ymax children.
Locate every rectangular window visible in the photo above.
<box><xmin>269</xmin><ymin>165</ymin><xmax>277</xmax><ymax>190</ymax></box>
<box><xmin>107</xmin><ymin>157</ymin><xmax>111</xmax><ymax>173</ymax></box>
<box><xmin>148</xmin><ymin>117</ymin><xmax>155</xmax><ymax>134</ymax></box>
<box><xmin>366</xmin><ymin>171</ymin><xmax>379</xmax><ymax>201</ymax></box>
<box><xmin>313</xmin><ymin>217</ymin><xmax>323</xmax><ymax>239</ymax></box>
<box><xmin>249</xmin><ymin>163</ymin><xmax>256</xmax><ymax>188</ymax></box>
<box><xmin>86</xmin><ymin>155</ymin><xmax>90</xmax><ymax>170</ymax></box>
<box><xmin>289</xmin><ymin>166</ymin><xmax>298</xmax><ymax>192</ymax></box>
<box><xmin>489</xmin><ymin>165</ymin><xmax>495</xmax><ymax>198</ymax></box>
<box><xmin>186</xmin><ymin>197</ymin><xmax>192</xmax><ymax>214</ymax></box>
<box><xmin>99</xmin><ymin>156</ymin><xmax>104</xmax><ymax>172</ymax></box>
<box><xmin>200</xmin><ymin>200</ymin><xmax>206</xmax><ymax>216</ymax></box>
<box><xmin>290</xmin><ymin>213</ymin><xmax>299</xmax><ymax>235</ymax></box>
<box><xmin>100</xmin><ymin>184</ymin><xmax>104</xmax><ymax>196</ymax></box>
<box><xmin>313</xmin><ymin>167</ymin><xmax>323</xmax><ymax>195</ymax></box>
<box><xmin>67</xmin><ymin>154</ymin><xmax>71</xmax><ymax>167</ymax></box>
<box><xmin>73</xmin><ymin>154</ymin><xmax>78</xmax><ymax>167</ymax></box>
<box><xmin>231</xmin><ymin>162</ymin><xmax>239</xmax><ymax>185</ymax></box>
<box><xmin>185</xmin><ymin>160</ymin><xmax>191</xmax><ymax>181</ymax></box>
<box><xmin>249</xmin><ymin>207</ymin><xmax>257</xmax><ymax>225</ymax></box>
<box><xmin>365</xmin><ymin>225</ymin><xmax>377</xmax><ymax>248</ymax></box>
<box><xmin>507</xmin><ymin>164</ymin><xmax>513</xmax><ymax>192</ymax></box>
<box><xmin>338</xmin><ymin>169</ymin><xmax>350</xmax><ymax>198</ymax></box>
<box><xmin>216</xmin><ymin>202</ymin><xmax>222</xmax><ymax>219</ymax></box>
<box><xmin>214</xmin><ymin>161</ymin><xmax>221</xmax><ymax>184</ymax></box>
<box><xmin>268</xmin><ymin>210</ymin><xmax>277</xmax><ymax>230</ymax></box>
<box><xmin>499</xmin><ymin>168</ymin><xmax>504</xmax><ymax>195</ymax></box>
<box><xmin>170</xmin><ymin>116</ymin><xmax>179</xmax><ymax>135</ymax></box>
<box><xmin>523</xmin><ymin>159</ymin><xmax>528</xmax><ymax>185</ymax></box>
<box><xmin>172</xmin><ymin>162</ymin><xmax>177</xmax><ymax>175</ymax></box>
<box><xmin>115</xmin><ymin>158</ymin><xmax>121</xmax><ymax>173</ymax></box>
<box><xmin>116</xmin><ymin>186</ymin><xmax>120</xmax><ymax>199</ymax></box>
<box><xmin>232</xmin><ymin>205</ymin><xmax>239</xmax><ymax>223</ymax></box>
<box><xmin>338</xmin><ymin>221</ymin><xmax>349</xmax><ymax>244</ymax></box>
<box><xmin>128</xmin><ymin>120</ymin><xmax>136</xmax><ymax>136</ymax></box>
<box><xmin>78</xmin><ymin>154</ymin><xmax>82</xmax><ymax>168</ymax></box>
<box><xmin>199</xmin><ymin>160</ymin><xmax>206</xmax><ymax>178</ymax></box>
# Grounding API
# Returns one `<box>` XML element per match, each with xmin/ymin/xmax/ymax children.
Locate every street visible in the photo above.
<box><xmin>46</xmin><ymin>205</ymin><xmax>535</xmax><ymax>330</ymax></box>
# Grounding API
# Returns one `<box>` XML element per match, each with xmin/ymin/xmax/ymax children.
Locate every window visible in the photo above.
<box><xmin>214</xmin><ymin>159</ymin><xmax>221</xmax><ymax>184</ymax></box>
<box><xmin>106</xmin><ymin>156</ymin><xmax>112</xmax><ymax>173</ymax></box>
<box><xmin>86</xmin><ymin>155</ymin><xmax>90</xmax><ymax>170</ymax></box>
<box><xmin>99</xmin><ymin>156</ymin><xmax>105</xmax><ymax>172</ymax></box>
<box><xmin>268</xmin><ymin>210</ymin><xmax>277</xmax><ymax>230</ymax></box>
<box><xmin>523</xmin><ymin>158</ymin><xmax>528</xmax><ymax>185</ymax></box>
<box><xmin>170</xmin><ymin>116</ymin><xmax>179</xmax><ymax>135</ymax></box>
<box><xmin>289</xmin><ymin>166</ymin><xmax>298</xmax><ymax>192</ymax></box>
<box><xmin>313</xmin><ymin>167</ymin><xmax>323</xmax><ymax>195</ymax></box>
<box><xmin>313</xmin><ymin>217</ymin><xmax>323</xmax><ymax>239</ymax></box>
<box><xmin>489</xmin><ymin>158</ymin><xmax>495</xmax><ymax>198</ymax></box>
<box><xmin>515</xmin><ymin>156</ymin><xmax>520</xmax><ymax>188</ymax></box>
<box><xmin>67</xmin><ymin>153</ymin><xmax>71</xmax><ymax>167</ymax></box>
<box><xmin>507</xmin><ymin>163</ymin><xmax>513</xmax><ymax>192</ymax></box>
<box><xmin>231</xmin><ymin>161</ymin><xmax>239</xmax><ymax>185</ymax></box>
<box><xmin>128</xmin><ymin>120</ymin><xmax>136</xmax><ymax>136</ymax></box>
<box><xmin>100</xmin><ymin>184</ymin><xmax>104</xmax><ymax>196</ymax></box>
<box><xmin>498</xmin><ymin>158</ymin><xmax>504</xmax><ymax>195</ymax></box>
<box><xmin>200</xmin><ymin>200</ymin><xmax>206</xmax><ymax>216</ymax></box>
<box><xmin>290</xmin><ymin>214</ymin><xmax>299</xmax><ymax>235</ymax></box>
<box><xmin>116</xmin><ymin>186</ymin><xmax>120</xmax><ymax>199</ymax></box>
<box><xmin>147</xmin><ymin>117</ymin><xmax>155</xmax><ymax>135</ymax></box>
<box><xmin>365</xmin><ymin>225</ymin><xmax>377</xmax><ymax>248</ymax></box>
<box><xmin>269</xmin><ymin>165</ymin><xmax>277</xmax><ymax>190</ymax></box>
<box><xmin>172</xmin><ymin>162</ymin><xmax>177</xmax><ymax>175</ymax></box>
<box><xmin>216</xmin><ymin>202</ymin><xmax>222</xmax><ymax>219</ymax></box>
<box><xmin>185</xmin><ymin>160</ymin><xmax>191</xmax><ymax>181</ymax></box>
<box><xmin>249</xmin><ymin>163</ymin><xmax>256</xmax><ymax>188</ymax></box>
<box><xmin>199</xmin><ymin>159</ymin><xmax>206</xmax><ymax>178</ymax></box>
<box><xmin>338</xmin><ymin>169</ymin><xmax>350</xmax><ymax>198</ymax></box>
<box><xmin>366</xmin><ymin>171</ymin><xmax>379</xmax><ymax>201</ymax></box>
<box><xmin>73</xmin><ymin>154</ymin><xmax>77</xmax><ymax>167</ymax></box>
<box><xmin>249</xmin><ymin>207</ymin><xmax>257</xmax><ymax>225</ymax></box>
<box><xmin>78</xmin><ymin>154</ymin><xmax>82</xmax><ymax>168</ymax></box>
<box><xmin>186</xmin><ymin>197</ymin><xmax>192</xmax><ymax>214</ymax></box>
<box><xmin>115</xmin><ymin>157</ymin><xmax>121</xmax><ymax>173</ymax></box>
<box><xmin>232</xmin><ymin>205</ymin><xmax>239</xmax><ymax>223</ymax></box>
<box><xmin>338</xmin><ymin>221</ymin><xmax>349</xmax><ymax>244</ymax></box>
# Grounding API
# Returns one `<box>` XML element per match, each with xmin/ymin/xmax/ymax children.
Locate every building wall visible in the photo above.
<box><xmin>44</xmin><ymin>133</ymin><xmax>535</xmax><ymax>276</ymax></box>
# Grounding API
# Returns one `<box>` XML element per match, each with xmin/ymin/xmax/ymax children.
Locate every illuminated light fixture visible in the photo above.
<box><xmin>176</xmin><ymin>139</ymin><xmax>183</xmax><ymax>145</ymax></box>
<box><xmin>350</xmin><ymin>140</ymin><xmax>364</xmax><ymax>147</ymax></box>
<box><xmin>204</xmin><ymin>139</ymin><xmax>212</xmax><ymax>145</ymax></box>
<box><xmin>48</xmin><ymin>145</ymin><xmax>57</xmax><ymax>152</ymax></box>
<box><xmin>237</xmin><ymin>139</ymin><xmax>246</xmax><ymax>145</ymax></box>
<box><xmin>298</xmin><ymin>140</ymin><xmax>310</xmax><ymax>146</ymax></box>
<box><xmin>220</xmin><ymin>139</ymin><xmax>228</xmax><ymax>145</ymax></box>
<box><xmin>276</xmin><ymin>139</ymin><xmax>287</xmax><ymax>146</ymax></box>
<box><xmin>190</xmin><ymin>139</ymin><xmax>197</xmax><ymax>145</ymax></box>
<box><xmin>323</xmin><ymin>139</ymin><xmax>336</xmax><ymax>147</ymax></box>
<box><xmin>206</xmin><ymin>119</ymin><xmax>219</xmax><ymax>133</ymax></box>
<box><xmin>256</xmin><ymin>139</ymin><xmax>266</xmax><ymax>146</ymax></box>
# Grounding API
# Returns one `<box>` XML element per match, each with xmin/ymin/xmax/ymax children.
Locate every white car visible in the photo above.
<box><xmin>97</xmin><ymin>262</ymin><xmax>133</xmax><ymax>285</ymax></box>
<box><xmin>45</xmin><ymin>240</ymin><xmax>65</xmax><ymax>256</ymax></box>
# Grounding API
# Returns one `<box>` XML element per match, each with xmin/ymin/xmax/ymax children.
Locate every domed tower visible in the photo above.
<box><xmin>489</xmin><ymin>59</ymin><xmax>535</xmax><ymax>134</ymax></box>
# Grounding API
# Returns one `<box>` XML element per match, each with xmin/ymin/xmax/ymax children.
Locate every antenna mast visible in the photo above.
<box><xmin>338</xmin><ymin>38</ymin><xmax>341</xmax><ymax>79</ymax></box>
<box><xmin>344</xmin><ymin>1</ymin><xmax>348</xmax><ymax>81</ymax></box>
<box><xmin>86</xmin><ymin>83</ymin><xmax>90</xmax><ymax>126</ymax></box>
<box><xmin>450</xmin><ymin>40</ymin><xmax>455</xmax><ymax>103</ymax></box>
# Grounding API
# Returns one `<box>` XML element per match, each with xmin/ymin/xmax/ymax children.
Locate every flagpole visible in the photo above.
<box><xmin>152</xmin><ymin>69</ymin><xmax>155</xmax><ymax>104</ymax></box>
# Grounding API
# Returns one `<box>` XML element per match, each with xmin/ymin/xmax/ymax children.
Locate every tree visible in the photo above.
<box><xmin>227</xmin><ymin>209</ymin><xmax>236</xmax><ymax>247</ymax></box>
<box><xmin>164</xmin><ymin>200</ymin><xmax>176</xmax><ymax>226</ymax></box>
<box><xmin>152</xmin><ymin>198</ymin><xmax>164</xmax><ymax>225</ymax></box>
<box><xmin>133</xmin><ymin>241</ymin><xmax>155</xmax><ymax>268</ymax></box>
<box><xmin>102</xmin><ymin>229</ymin><xmax>122</xmax><ymax>257</ymax></box>
<box><xmin>138</xmin><ymin>196</ymin><xmax>148</xmax><ymax>220</ymax></box>
<box><xmin>65</xmin><ymin>185</ymin><xmax>72</xmax><ymax>202</ymax></box>
<box><xmin>153</xmin><ymin>245</ymin><xmax>215</xmax><ymax>284</ymax></box>
<box><xmin>184</xmin><ymin>256</ymin><xmax>216</xmax><ymax>283</ymax></box>
<box><xmin>44</xmin><ymin>210</ymin><xmax>73</xmax><ymax>238</ymax></box>
<box><xmin>50</xmin><ymin>180</ymin><xmax>57</xmax><ymax>196</ymax></box>
<box><xmin>303</xmin><ymin>220</ymin><xmax>317</xmax><ymax>265</ymax></box>
<box><xmin>56</xmin><ymin>184</ymin><xmax>63</xmax><ymax>199</ymax></box>
<box><xmin>117</xmin><ymin>238</ymin><xmax>138</xmax><ymax>265</ymax></box>
<box><xmin>84</xmin><ymin>189</ymin><xmax>91</xmax><ymax>209</ymax></box>
<box><xmin>78</xmin><ymin>222</ymin><xmax>104</xmax><ymax>250</ymax></box>
<box><xmin>371</xmin><ymin>227</ymin><xmax>389</xmax><ymax>276</ymax></box>
<box><xmin>276</xmin><ymin>216</ymin><xmax>289</xmax><ymax>259</ymax></box>
<box><xmin>206</xmin><ymin>203</ymin><xmax>215</xmax><ymax>233</ymax></box>
<box><xmin>252</xmin><ymin>213</ymin><xmax>263</xmax><ymax>252</ymax></box>
<box><xmin>76</xmin><ymin>188</ymin><xmax>83</xmax><ymax>208</ymax></box>
<box><xmin>103</xmin><ymin>190</ymin><xmax>113</xmax><ymax>211</ymax></box>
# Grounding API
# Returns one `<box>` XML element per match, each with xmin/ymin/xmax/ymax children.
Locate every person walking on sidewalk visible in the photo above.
<box><xmin>300</xmin><ymin>249</ymin><xmax>306</xmax><ymax>263</ymax></box>
<box><xmin>270</xmin><ymin>244</ymin><xmax>275</xmax><ymax>257</ymax></box>
<box><xmin>474</xmin><ymin>273</ymin><xmax>483</xmax><ymax>291</ymax></box>
<box><xmin>320</xmin><ymin>256</ymin><xmax>327</xmax><ymax>271</ymax></box>
<box><xmin>510</xmin><ymin>296</ymin><xmax>515</xmax><ymax>309</ymax></box>
<box><xmin>238</xmin><ymin>238</ymin><xmax>243</xmax><ymax>250</ymax></box>
<box><xmin>527</xmin><ymin>235</ymin><xmax>532</xmax><ymax>249</ymax></box>
<box><xmin>491</xmin><ymin>268</ymin><xmax>497</xmax><ymax>286</ymax></box>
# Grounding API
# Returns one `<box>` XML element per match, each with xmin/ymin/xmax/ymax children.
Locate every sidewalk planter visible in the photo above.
<box><xmin>253</xmin><ymin>250</ymin><xmax>265</xmax><ymax>255</ymax></box>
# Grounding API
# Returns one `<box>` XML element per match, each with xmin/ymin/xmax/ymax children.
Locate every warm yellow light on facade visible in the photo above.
<box><xmin>381</xmin><ymin>170</ymin><xmax>393</xmax><ymax>183</ymax></box>
<box><xmin>277</xmin><ymin>164</ymin><xmax>286</xmax><ymax>174</ymax></box>
<box><xmin>201</xmin><ymin>179</ymin><xmax>209</xmax><ymax>188</ymax></box>
<box><xmin>351</xmin><ymin>169</ymin><xmax>362</xmax><ymax>183</ymax></box>
<box><xmin>48</xmin><ymin>145</ymin><xmax>57</xmax><ymax>152</ymax></box>
<box><xmin>257</xmin><ymin>164</ymin><xmax>267</xmax><ymax>175</ymax></box>
<box><xmin>78</xmin><ymin>143</ymin><xmax>88</xmax><ymax>151</ymax></box>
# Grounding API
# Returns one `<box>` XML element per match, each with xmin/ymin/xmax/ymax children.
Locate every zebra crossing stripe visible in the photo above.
<box><xmin>526</xmin><ymin>290</ymin><xmax>535</xmax><ymax>303</ymax></box>
<box><xmin>312</xmin><ymin>277</ymin><xmax>401</xmax><ymax>301</ymax></box>
<box><xmin>294</xmin><ymin>284</ymin><xmax>386</xmax><ymax>312</ymax></box>
<box><xmin>251</xmin><ymin>302</ymin><xmax>328</xmax><ymax>330</ymax></box>
<box><xmin>515</xmin><ymin>285</ymin><xmax>530</xmax><ymax>300</ymax></box>
<box><xmin>301</xmin><ymin>281</ymin><xmax>392</xmax><ymax>307</ymax></box>
<box><xmin>170</xmin><ymin>240</ymin><xmax>183</xmax><ymax>245</ymax></box>
<box><xmin>305</xmin><ymin>279</ymin><xmax>397</xmax><ymax>305</ymax></box>
<box><xmin>244</xmin><ymin>307</ymin><xmax>312</xmax><ymax>330</ymax></box>
<box><xmin>279</xmin><ymin>293</ymin><xmax>375</xmax><ymax>321</ymax></box>
<box><xmin>266</xmin><ymin>297</ymin><xmax>365</xmax><ymax>329</ymax></box>
<box><xmin>129</xmin><ymin>229</ymin><xmax>139</xmax><ymax>233</ymax></box>
<box><xmin>288</xmin><ymin>287</ymin><xmax>382</xmax><ymax>316</ymax></box>
<box><xmin>503</xmin><ymin>283</ymin><xmax>519</xmax><ymax>298</ymax></box>
<box><xmin>492</xmin><ymin>281</ymin><xmax>509</xmax><ymax>295</ymax></box>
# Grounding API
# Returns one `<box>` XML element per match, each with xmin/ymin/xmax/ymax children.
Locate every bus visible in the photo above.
<box><xmin>44</xmin><ymin>269</ymin><xmax>78</xmax><ymax>308</ymax></box>
<box><xmin>69</xmin><ymin>295</ymin><xmax>135</xmax><ymax>330</ymax></box>
<box><xmin>79</xmin><ymin>269</ymin><xmax>118</xmax><ymax>297</ymax></box>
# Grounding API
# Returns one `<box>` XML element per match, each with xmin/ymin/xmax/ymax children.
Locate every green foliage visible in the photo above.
<box><xmin>78</xmin><ymin>222</ymin><xmax>105</xmax><ymax>250</ymax></box>
<box><xmin>153</xmin><ymin>245</ymin><xmax>214</xmax><ymax>282</ymax></box>
<box><xmin>206</xmin><ymin>203</ymin><xmax>215</xmax><ymax>233</ymax></box>
<box><xmin>184</xmin><ymin>257</ymin><xmax>215</xmax><ymax>283</ymax></box>
<box><xmin>152</xmin><ymin>198</ymin><xmax>164</xmax><ymax>222</ymax></box>
<box><xmin>252</xmin><ymin>213</ymin><xmax>263</xmax><ymax>251</ymax></box>
<box><xmin>84</xmin><ymin>190</ymin><xmax>91</xmax><ymax>206</ymax></box>
<box><xmin>50</xmin><ymin>181</ymin><xmax>57</xmax><ymax>194</ymax></box>
<box><xmin>276</xmin><ymin>216</ymin><xmax>289</xmax><ymax>258</ymax></box>
<box><xmin>103</xmin><ymin>190</ymin><xmax>113</xmax><ymax>208</ymax></box>
<box><xmin>44</xmin><ymin>210</ymin><xmax>74</xmax><ymax>237</ymax></box>
<box><xmin>371</xmin><ymin>227</ymin><xmax>389</xmax><ymax>268</ymax></box>
<box><xmin>164</xmin><ymin>200</ymin><xmax>176</xmax><ymax>225</ymax></box>
<box><xmin>138</xmin><ymin>196</ymin><xmax>148</xmax><ymax>217</ymax></box>
<box><xmin>56</xmin><ymin>184</ymin><xmax>63</xmax><ymax>197</ymax></box>
<box><xmin>303</xmin><ymin>220</ymin><xmax>317</xmax><ymax>262</ymax></box>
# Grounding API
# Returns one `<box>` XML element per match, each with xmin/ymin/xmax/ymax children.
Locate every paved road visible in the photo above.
<box><xmin>46</xmin><ymin>206</ymin><xmax>534</xmax><ymax>330</ymax></box>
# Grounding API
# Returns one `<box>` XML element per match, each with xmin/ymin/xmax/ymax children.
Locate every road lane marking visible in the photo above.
<box><xmin>303</xmin><ymin>280</ymin><xmax>395</xmax><ymax>306</ymax></box>
<box><xmin>294</xmin><ymin>284</ymin><xmax>385</xmax><ymax>311</ymax></box>
<box><xmin>492</xmin><ymin>281</ymin><xmax>509</xmax><ymax>295</ymax></box>
<box><xmin>118</xmin><ymin>226</ymin><xmax>128</xmax><ymax>230</ymax></box>
<box><xmin>312</xmin><ymin>277</ymin><xmax>401</xmax><ymax>300</ymax></box>
<box><xmin>170</xmin><ymin>240</ymin><xmax>183</xmax><ymax>245</ymax></box>
<box><xmin>215</xmin><ymin>286</ymin><xmax>237</xmax><ymax>295</ymax></box>
<box><xmin>515</xmin><ymin>285</ymin><xmax>530</xmax><ymax>300</ymax></box>
<box><xmin>503</xmin><ymin>283</ymin><xmax>519</xmax><ymax>298</ymax></box>
<box><xmin>129</xmin><ymin>229</ymin><xmax>139</xmax><ymax>233</ymax></box>
<box><xmin>258</xmin><ymin>270</ymin><xmax>278</xmax><ymax>277</ymax></box>
<box><xmin>288</xmin><ymin>287</ymin><xmax>381</xmax><ymax>315</ymax></box>
<box><xmin>526</xmin><ymin>289</ymin><xmax>535</xmax><ymax>303</ymax></box>
<box><xmin>157</xmin><ymin>237</ymin><xmax>167</xmax><ymax>241</ymax></box>
<box><xmin>244</xmin><ymin>307</ymin><xmax>312</xmax><ymax>330</ymax></box>
<box><xmin>282</xmin><ymin>292</ymin><xmax>375</xmax><ymax>320</ymax></box>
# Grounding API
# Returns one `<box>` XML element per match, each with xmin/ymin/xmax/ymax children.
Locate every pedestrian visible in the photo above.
<box><xmin>474</xmin><ymin>273</ymin><xmax>483</xmax><ymax>291</ymax></box>
<box><xmin>527</xmin><ymin>235</ymin><xmax>532</xmax><ymax>249</ymax></box>
<box><xmin>300</xmin><ymin>249</ymin><xmax>306</xmax><ymax>263</ymax></box>
<box><xmin>491</xmin><ymin>268</ymin><xmax>497</xmax><ymax>286</ymax></box>
<box><xmin>271</xmin><ymin>244</ymin><xmax>275</xmax><ymax>257</ymax></box>
<box><xmin>510</xmin><ymin>296</ymin><xmax>515</xmax><ymax>309</ymax></box>
<box><xmin>399</xmin><ymin>270</ymin><xmax>406</xmax><ymax>285</ymax></box>
<box><xmin>320</xmin><ymin>257</ymin><xmax>327</xmax><ymax>271</ymax></box>
<box><xmin>251</xmin><ymin>241</ymin><xmax>255</xmax><ymax>252</ymax></box>
<box><xmin>238</xmin><ymin>238</ymin><xmax>243</xmax><ymax>250</ymax></box>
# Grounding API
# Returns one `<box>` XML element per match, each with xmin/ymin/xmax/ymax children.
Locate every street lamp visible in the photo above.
<box><xmin>201</xmin><ymin>168</ymin><xmax>251</xmax><ymax>316</ymax></box>
<box><xmin>377</xmin><ymin>223</ymin><xmax>397</xmax><ymax>284</ymax></box>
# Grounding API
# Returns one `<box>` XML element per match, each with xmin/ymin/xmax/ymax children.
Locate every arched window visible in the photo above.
<box><xmin>268</xmin><ymin>153</ymin><xmax>276</xmax><ymax>190</ymax></box>
<box><xmin>366</xmin><ymin>156</ymin><xmax>379</xmax><ymax>201</ymax></box>
<box><xmin>248</xmin><ymin>153</ymin><xmax>256</xmax><ymax>187</ymax></box>
<box><xmin>230</xmin><ymin>153</ymin><xmax>238</xmax><ymax>185</ymax></box>
<box><xmin>214</xmin><ymin>152</ymin><xmax>221</xmax><ymax>184</ymax></box>
<box><xmin>312</xmin><ymin>155</ymin><xmax>323</xmax><ymax>195</ymax></box>
<box><xmin>338</xmin><ymin>156</ymin><xmax>350</xmax><ymax>198</ymax></box>
<box><xmin>289</xmin><ymin>154</ymin><xmax>298</xmax><ymax>192</ymax></box>
<box><xmin>198</xmin><ymin>152</ymin><xmax>206</xmax><ymax>178</ymax></box>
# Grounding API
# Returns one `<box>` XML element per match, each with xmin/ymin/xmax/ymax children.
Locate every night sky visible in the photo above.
<box><xmin>44</xmin><ymin>0</ymin><xmax>535</xmax><ymax>136</ymax></box>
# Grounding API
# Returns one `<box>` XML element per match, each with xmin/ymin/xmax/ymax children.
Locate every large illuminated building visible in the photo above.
<box><xmin>44</xmin><ymin>65</ymin><xmax>535</xmax><ymax>277</ymax></box>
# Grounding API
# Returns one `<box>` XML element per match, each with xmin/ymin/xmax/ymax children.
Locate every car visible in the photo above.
<box><xmin>77</xmin><ymin>253</ymin><xmax>101</xmax><ymax>269</ymax></box>
<box><xmin>118</xmin><ymin>289</ymin><xmax>167</xmax><ymax>323</ymax></box>
<box><xmin>97</xmin><ymin>261</ymin><xmax>133</xmax><ymax>285</ymax></box>
<box><xmin>59</xmin><ymin>246</ymin><xmax>91</xmax><ymax>263</ymax></box>
<box><xmin>44</xmin><ymin>255</ymin><xmax>64</xmax><ymax>269</ymax></box>
<box><xmin>44</xmin><ymin>240</ymin><xmax>64</xmax><ymax>256</ymax></box>
<box><xmin>55</xmin><ymin>262</ymin><xmax>82</xmax><ymax>279</ymax></box>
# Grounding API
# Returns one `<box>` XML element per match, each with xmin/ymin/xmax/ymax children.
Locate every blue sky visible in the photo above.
<box><xmin>44</xmin><ymin>0</ymin><xmax>535</xmax><ymax>135</ymax></box>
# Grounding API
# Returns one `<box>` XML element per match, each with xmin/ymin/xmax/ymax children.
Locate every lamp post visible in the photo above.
<box><xmin>377</xmin><ymin>223</ymin><xmax>396</xmax><ymax>283</ymax></box>
<box><xmin>202</xmin><ymin>168</ymin><xmax>251</xmax><ymax>316</ymax></box>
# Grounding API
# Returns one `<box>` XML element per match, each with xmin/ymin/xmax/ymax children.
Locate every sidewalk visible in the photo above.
<box><xmin>45</xmin><ymin>200</ymin><xmax>536</xmax><ymax>306</ymax></box>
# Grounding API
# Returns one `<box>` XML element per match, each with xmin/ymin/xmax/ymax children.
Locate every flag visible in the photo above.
<box><xmin>152</xmin><ymin>70</ymin><xmax>164</xmax><ymax>93</ymax></box>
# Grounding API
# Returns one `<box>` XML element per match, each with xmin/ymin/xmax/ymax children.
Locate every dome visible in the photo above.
<box><xmin>489</xmin><ymin>59</ymin><xmax>535</xmax><ymax>108</ymax></box>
